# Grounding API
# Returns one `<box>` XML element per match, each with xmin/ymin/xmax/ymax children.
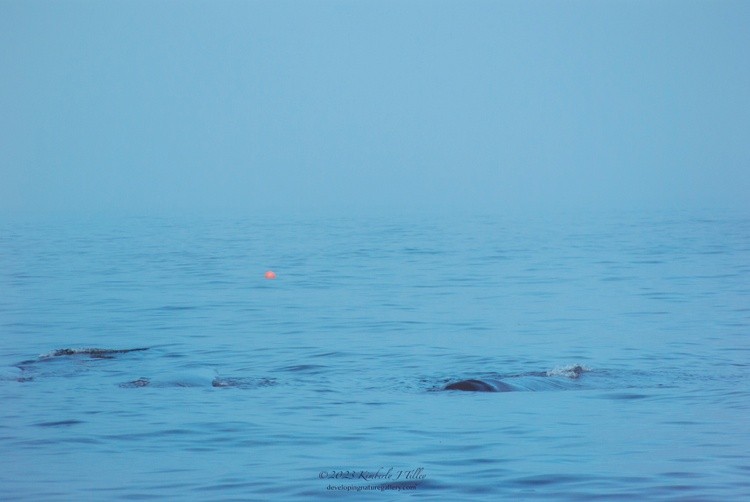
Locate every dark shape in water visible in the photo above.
<box><xmin>13</xmin><ymin>348</ymin><xmax>278</xmax><ymax>389</ymax></box>
<box><xmin>14</xmin><ymin>348</ymin><xmax>151</xmax><ymax>375</ymax></box>
<box><xmin>444</xmin><ymin>379</ymin><xmax>514</xmax><ymax>392</ymax></box>
<box><xmin>120</xmin><ymin>378</ymin><xmax>151</xmax><ymax>388</ymax></box>
<box><xmin>46</xmin><ymin>347</ymin><xmax>149</xmax><ymax>359</ymax></box>
<box><xmin>35</xmin><ymin>419</ymin><xmax>85</xmax><ymax>427</ymax></box>
<box><xmin>444</xmin><ymin>365</ymin><xmax>589</xmax><ymax>392</ymax></box>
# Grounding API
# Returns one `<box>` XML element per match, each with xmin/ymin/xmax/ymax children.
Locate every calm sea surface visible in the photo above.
<box><xmin>1</xmin><ymin>211</ymin><xmax>749</xmax><ymax>500</ymax></box>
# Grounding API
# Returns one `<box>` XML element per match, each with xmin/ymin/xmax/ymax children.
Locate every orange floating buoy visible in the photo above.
<box><xmin>264</xmin><ymin>270</ymin><xmax>277</xmax><ymax>280</ymax></box>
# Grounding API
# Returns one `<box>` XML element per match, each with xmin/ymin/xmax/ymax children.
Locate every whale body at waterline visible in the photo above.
<box><xmin>444</xmin><ymin>379</ymin><xmax>515</xmax><ymax>392</ymax></box>
<box><xmin>443</xmin><ymin>365</ymin><xmax>590</xmax><ymax>392</ymax></box>
<box><xmin>10</xmin><ymin>347</ymin><xmax>151</xmax><ymax>382</ymax></box>
<box><xmin>15</xmin><ymin>347</ymin><xmax>150</xmax><ymax>367</ymax></box>
<box><xmin>9</xmin><ymin>348</ymin><xmax>590</xmax><ymax>393</ymax></box>
<box><xmin>10</xmin><ymin>347</ymin><xmax>275</xmax><ymax>389</ymax></box>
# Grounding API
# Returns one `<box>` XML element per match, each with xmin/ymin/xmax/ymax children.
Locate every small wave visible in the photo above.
<box><xmin>277</xmin><ymin>364</ymin><xmax>327</xmax><ymax>373</ymax></box>
<box><xmin>545</xmin><ymin>364</ymin><xmax>590</xmax><ymax>379</ymax></box>
<box><xmin>120</xmin><ymin>376</ymin><xmax>278</xmax><ymax>389</ymax></box>
<box><xmin>119</xmin><ymin>378</ymin><xmax>151</xmax><ymax>388</ymax></box>
<box><xmin>0</xmin><ymin>367</ymin><xmax>24</xmax><ymax>381</ymax></box>
<box><xmin>212</xmin><ymin>377</ymin><xmax>278</xmax><ymax>389</ymax></box>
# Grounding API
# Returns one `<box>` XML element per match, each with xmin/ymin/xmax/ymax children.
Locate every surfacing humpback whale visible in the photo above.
<box><xmin>443</xmin><ymin>365</ymin><xmax>589</xmax><ymax>392</ymax></box>
<box><xmin>11</xmin><ymin>347</ymin><xmax>151</xmax><ymax>382</ymax></box>
<box><xmin>10</xmin><ymin>347</ymin><xmax>275</xmax><ymax>389</ymax></box>
<box><xmin>445</xmin><ymin>379</ymin><xmax>514</xmax><ymax>392</ymax></box>
<box><xmin>43</xmin><ymin>347</ymin><xmax>149</xmax><ymax>359</ymax></box>
<box><xmin>14</xmin><ymin>347</ymin><xmax>150</xmax><ymax>366</ymax></box>
<box><xmin>9</xmin><ymin>348</ymin><xmax>589</xmax><ymax>393</ymax></box>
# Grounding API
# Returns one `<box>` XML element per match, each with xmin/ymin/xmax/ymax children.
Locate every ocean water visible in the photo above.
<box><xmin>1</xmin><ymin>211</ymin><xmax>749</xmax><ymax>500</ymax></box>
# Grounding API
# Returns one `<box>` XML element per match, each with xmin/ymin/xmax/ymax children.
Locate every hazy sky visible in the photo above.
<box><xmin>1</xmin><ymin>0</ymin><xmax>748</xmax><ymax>217</ymax></box>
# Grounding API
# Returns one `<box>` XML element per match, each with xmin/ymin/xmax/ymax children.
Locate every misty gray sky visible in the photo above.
<box><xmin>1</xmin><ymin>0</ymin><xmax>748</xmax><ymax>217</ymax></box>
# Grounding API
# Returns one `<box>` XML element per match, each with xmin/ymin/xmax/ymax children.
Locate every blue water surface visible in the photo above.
<box><xmin>1</xmin><ymin>211</ymin><xmax>749</xmax><ymax>500</ymax></box>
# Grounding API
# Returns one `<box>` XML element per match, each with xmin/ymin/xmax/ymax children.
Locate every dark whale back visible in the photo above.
<box><xmin>444</xmin><ymin>379</ymin><xmax>514</xmax><ymax>392</ymax></box>
<box><xmin>443</xmin><ymin>366</ymin><xmax>590</xmax><ymax>392</ymax></box>
<box><xmin>17</xmin><ymin>347</ymin><xmax>150</xmax><ymax>366</ymax></box>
